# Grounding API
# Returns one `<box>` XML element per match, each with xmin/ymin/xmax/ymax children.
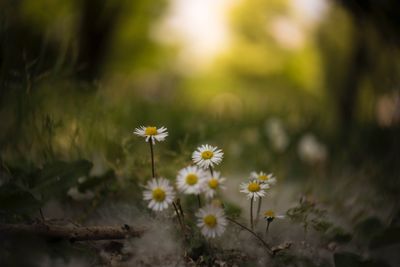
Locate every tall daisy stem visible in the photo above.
<box><xmin>172</xmin><ymin>201</ymin><xmax>185</xmax><ymax>233</ymax></box>
<box><xmin>250</xmin><ymin>196</ymin><xmax>254</xmax><ymax>231</ymax></box>
<box><xmin>255</xmin><ymin>198</ymin><xmax>262</xmax><ymax>227</ymax></box>
<box><xmin>227</xmin><ymin>217</ymin><xmax>272</xmax><ymax>255</ymax></box>
<box><xmin>265</xmin><ymin>221</ymin><xmax>271</xmax><ymax>238</ymax></box>
<box><xmin>149</xmin><ymin>141</ymin><xmax>155</xmax><ymax>178</ymax></box>
<box><xmin>177</xmin><ymin>198</ymin><xmax>185</xmax><ymax>221</ymax></box>
<box><xmin>197</xmin><ymin>195</ymin><xmax>202</xmax><ymax>208</ymax></box>
<box><xmin>208</xmin><ymin>166</ymin><xmax>214</xmax><ymax>177</ymax></box>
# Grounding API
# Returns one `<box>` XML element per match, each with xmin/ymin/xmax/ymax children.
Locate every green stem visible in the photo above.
<box><xmin>172</xmin><ymin>201</ymin><xmax>185</xmax><ymax>234</ymax></box>
<box><xmin>197</xmin><ymin>195</ymin><xmax>202</xmax><ymax>208</ymax></box>
<box><xmin>265</xmin><ymin>221</ymin><xmax>271</xmax><ymax>238</ymax></box>
<box><xmin>255</xmin><ymin>197</ymin><xmax>262</xmax><ymax>227</ymax></box>
<box><xmin>208</xmin><ymin>165</ymin><xmax>214</xmax><ymax>177</ymax></box>
<box><xmin>149</xmin><ymin>141</ymin><xmax>155</xmax><ymax>178</ymax></box>
<box><xmin>227</xmin><ymin>217</ymin><xmax>272</xmax><ymax>255</ymax></box>
<box><xmin>177</xmin><ymin>198</ymin><xmax>185</xmax><ymax>221</ymax></box>
<box><xmin>250</xmin><ymin>196</ymin><xmax>254</xmax><ymax>231</ymax></box>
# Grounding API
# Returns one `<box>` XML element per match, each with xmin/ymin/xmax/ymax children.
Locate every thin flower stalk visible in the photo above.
<box><xmin>250</xmin><ymin>196</ymin><xmax>254</xmax><ymax>230</ymax></box>
<box><xmin>197</xmin><ymin>195</ymin><xmax>202</xmax><ymax>208</ymax></box>
<box><xmin>149</xmin><ymin>141</ymin><xmax>155</xmax><ymax>178</ymax></box>
<box><xmin>255</xmin><ymin>198</ymin><xmax>262</xmax><ymax>227</ymax></box>
<box><xmin>172</xmin><ymin>201</ymin><xmax>185</xmax><ymax>234</ymax></box>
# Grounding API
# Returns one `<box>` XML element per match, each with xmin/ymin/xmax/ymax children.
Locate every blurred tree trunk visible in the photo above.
<box><xmin>334</xmin><ymin>0</ymin><xmax>400</xmax><ymax>130</ymax></box>
<box><xmin>76</xmin><ymin>0</ymin><xmax>122</xmax><ymax>81</ymax></box>
<box><xmin>338</xmin><ymin>20</ymin><xmax>368</xmax><ymax>130</ymax></box>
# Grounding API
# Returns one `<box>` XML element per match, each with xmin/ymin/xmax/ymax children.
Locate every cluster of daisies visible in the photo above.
<box><xmin>240</xmin><ymin>171</ymin><xmax>276</xmax><ymax>200</ymax></box>
<box><xmin>134</xmin><ymin>126</ymin><xmax>226</xmax><ymax>238</ymax></box>
<box><xmin>134</xmin><ymin>125</ymin><xmax>279</xmax><ymax>239</ymax></box>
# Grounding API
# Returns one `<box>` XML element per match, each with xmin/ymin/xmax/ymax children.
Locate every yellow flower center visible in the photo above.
<box><xmin>203</xmin><ymin>215</ymin><xmax>217</xmax><ymax>228</ymax></box>
<box><xmin>248</xmin><ymin>182</ymin><xmax>260</xmax><ymax>192</ymax></box>
<box><xmin>152</xmin><ymin>188</ymin><xmax>166</xmax><ymax>202</ymax></box>
<box><xmin>201</xmin><ymin>150</ymin><xmax>214</xmax><ymax>160</ymax></box>
<box><xmin>264</xmin><ymin>210</ymin><xmax>275</xmax><ymax>218</ymax></box>
<box><xmin>186</xmin><ymin>174</ymin><xmax>198</xmax><ymax>185</ymax></box>
<box><xmin>259</xmin><ymin>175</ymin><xmax>268</xmax><ymax>181</ymax></box>
<box><xmin>145</xmin><ymin>127</ymin><xmax>157</xmax><ymax>135</ymax></box>
<box><xmin>208</xmin><ymin>178</ymin><xmax>219</xmax><ymax>189</ymax></box>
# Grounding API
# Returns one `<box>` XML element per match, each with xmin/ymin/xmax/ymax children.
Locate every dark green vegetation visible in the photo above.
<box><xmin>1</xmin><ymin>0</ymin><xmax>400</xmax><ymax>266</ymax></box>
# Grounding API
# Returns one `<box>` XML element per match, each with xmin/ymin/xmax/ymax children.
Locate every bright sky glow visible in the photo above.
<box><xmin>290</xmin><ymin>0</ymin><xmax>329</xmax><ymax>25</ymax></box>
<box><xmin>155</xmin><ymin>0</ymin><xmax>237</xmax><ymax>69</ymax></box>
<box><xmin>154</xmin><ymin>0</ymin><xmax>329</xmax><ymax>69</ymax></box>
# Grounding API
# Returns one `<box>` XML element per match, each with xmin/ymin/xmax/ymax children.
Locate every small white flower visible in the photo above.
<box><xmin>250</xmin><ymin>171</ymin><xmax>276</xmax><ymax>185</ymax></box>
<box><xmin>133</xmin><ymin>126</ymin><xmax>168</xmax><ymax>144</ymax></box>
<box><xmin>298</xmin><ymin>133</ymin><xmax>327</xmax><ymax>164</ymax></box>
<box><xmin>265</xmin><ymin>118</ymin><xmax>289</xmax><ymax>152</ymax></box>
<box><xmin>196</xmin><ymin>204</ymin><xmax>227</xmax><ymax>238</ymax></box>
<box><xmin>240</xmin><ymin>180</ymin><xmax>269</xmax><ymax>199</ymax></box>
<box><xmin>192</xmin><ymin>144</ymin><xmax>224</xmax><ymax>169</ymax></box>
<box><xmin>203</xmin><ymin>171</ymin><xmax>226</xmax><ymax>199</ymax></box>
<box><xmin>264</xmin><ymin>210</ymin><xmax>285</xmax><ymax>222</ymax></box>
<box><xmin>143</xmin><ymin>178</ymin><xmax>175</xmax><ymax>211</ymax></box>
<box><xmin>176</xmin><ymin>165</ymin><xmax>207</xmax><ymax>195</ymax></box>
<box><xmin>67</xmin><ymin>187</ymin><xmax>94</xmax><ymax>201</ymax></box>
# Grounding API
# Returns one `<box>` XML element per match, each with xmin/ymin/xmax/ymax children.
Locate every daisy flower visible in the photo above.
<box><xmin>264</xmin><ymin>210</ymin><xmax>285</xmax><ymax>222</ymax></box>
<box><xmin>196</xmin><ymin>204</ymin><xmax>227</xmax><ymax>238</ymax></box>
<box><xmin>143</xmin><ymin>178</ymin><xmax>175</xmax><ymax>211</ymax></box>
<box><xmin>192</xmin><ymin>144</ymin><xmax>224</xmax><ymax>169</ymax></box>
<box><xmin>133</xmin><ymin>126</ymin><xmax>168</xmax><ymax>144</ymax></box>
<box><xmin>203</xmin><ymin>171</ymin><xmax>226</xmax><ymax>199</ymax></box>
<box><xmin>250</xmin><ymin>171</ymin><xmax>277</xmax><ymax>185</ymax></box>
<box><xmin>176</xmin><ymin>165</ymin><xmax>207</xmax><ymax>195</ymax></box>
<box><xmin>240</xmin><ymin>180</ymin><xmax>269</xmax><ymax>199</ymax></box>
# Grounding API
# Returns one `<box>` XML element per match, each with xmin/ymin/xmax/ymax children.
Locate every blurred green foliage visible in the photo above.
<box><xmin>1</xmin><ymin>0</ymin><xmax>400</xmax><ymax>266</ymax></box>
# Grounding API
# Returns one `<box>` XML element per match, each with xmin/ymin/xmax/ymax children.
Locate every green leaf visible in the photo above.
<box><xmin>334</xmin><ymin>252</ymin><xmax>363</xmax><ymax>267</ymax></box>
<box><xmin>223</xmin><ymin>201</ymin><xmax>241</xmax><ymax>218</ymax></box>
<box><xmin>311</xmin><ymin>219</ymin><xmax>333</xmax><ymax>233</ymax></box>
<box><xmin>31</xmin><ymin>160</ymin><xmax>93</xmax><ymax>200</ymax></box>
<box><xmin>334</xmin><ymin>252</ymin><xmax>390</xmax><ymax>267</ymax></box>
<box><xmin>0</xmin><ymin>183</ymin><xmax>42</xmax><ymax>214</ymax></box>
<box><xmin>77</xmin><ymin>170</ymin><xmax>115</xmax><ymax>192</ymax></box>
<box><xmin>326</xmin><ymin>226</ymin><xmax>352</xmax><ymax>244</ymax></box>
<box><xmin>105</xmin><ymin>141</ymin><xmax>125</xmax><ymax>167</ymax></box>
<box><xmin>354</xmin><ymin>217</ymin><xmax>384</xmax><ymax>239</ymax></box>
<box><xmin>369</xmin><ymin>226</ymin><xmax>400</xmax><ymax>249</ymax></box>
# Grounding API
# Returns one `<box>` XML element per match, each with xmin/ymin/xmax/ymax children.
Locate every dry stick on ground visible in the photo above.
<box><xmin>0</xmin><ymin>223</ymin><xmax>145</xmax><ymax>242</ymax></box>
<box><xmin>227</xmin><ymin>217</ymin><xmax>273</xmax><ymax>255</ymax></box>
<box><xmin>227</xmin><ymin>217</ymin><xmax>292</xmax><ymax>256</ymax></box>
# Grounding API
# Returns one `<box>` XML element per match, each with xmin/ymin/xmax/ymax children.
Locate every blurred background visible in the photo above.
<box><xmin>1</xmin><ymin>0</ymin><xmax>400</xmax><ymax>266</ymax></box>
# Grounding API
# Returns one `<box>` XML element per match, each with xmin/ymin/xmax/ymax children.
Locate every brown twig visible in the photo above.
<box><xmin>0</xmin><ymin>223</ymin><xmax>145</xmax><ymax>242</ymax></box>
<box><xmin>226</xmin><ymin>217</ymin><xmax>273</xmax><ymax>255</ymax></box>
<box><xmin>172</xmin><ymin>201</ymin><xmax>185</xmax><ymax>232</ymax></box>
<box><xmin>271</xmin><ymin>242</ymin><xmax>292</xmax><ymax>255</ymax></box>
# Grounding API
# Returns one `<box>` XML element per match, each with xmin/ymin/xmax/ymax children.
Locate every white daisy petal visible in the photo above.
<box><xmin>203</xmin><ymin>171</ymin><xmax>226</xmax><ymax>199</ymax></box>
<box><xmin>143</xmin><ymin>177</ymin><xmax>175</xmax><ymax>212</ymax></box>
<box><xmin>240</xmin><ymin>180</ymin><xmax>269</xmax><ymax>199</ymax></box>
<box><xmin>264</xmin><ymin>210</ymin><xmax>285</xmax><ymax>222</ymax></box>
<box><xmin>192</xmin><ymin>144</ymin><xmax>224</xmax><ymax>169</ymax></box>
<box><xmin>176</xmin><ymin>165</ymin><xmax>207</xmax><ymax>195</ymax></box>
<box><xmin>196</xmin><ymin>204</ymin><xmax>227</xmax><ymax>239</ymax></box>
<box><xmin>134</xmin><ymin>125</ymin><xmax>168</xmax><ymax>144</ymax></box>
<box><xmin>250</xmin><ymin>171</ymin><xmax>277</xmax><ymax>185</ymax></box>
